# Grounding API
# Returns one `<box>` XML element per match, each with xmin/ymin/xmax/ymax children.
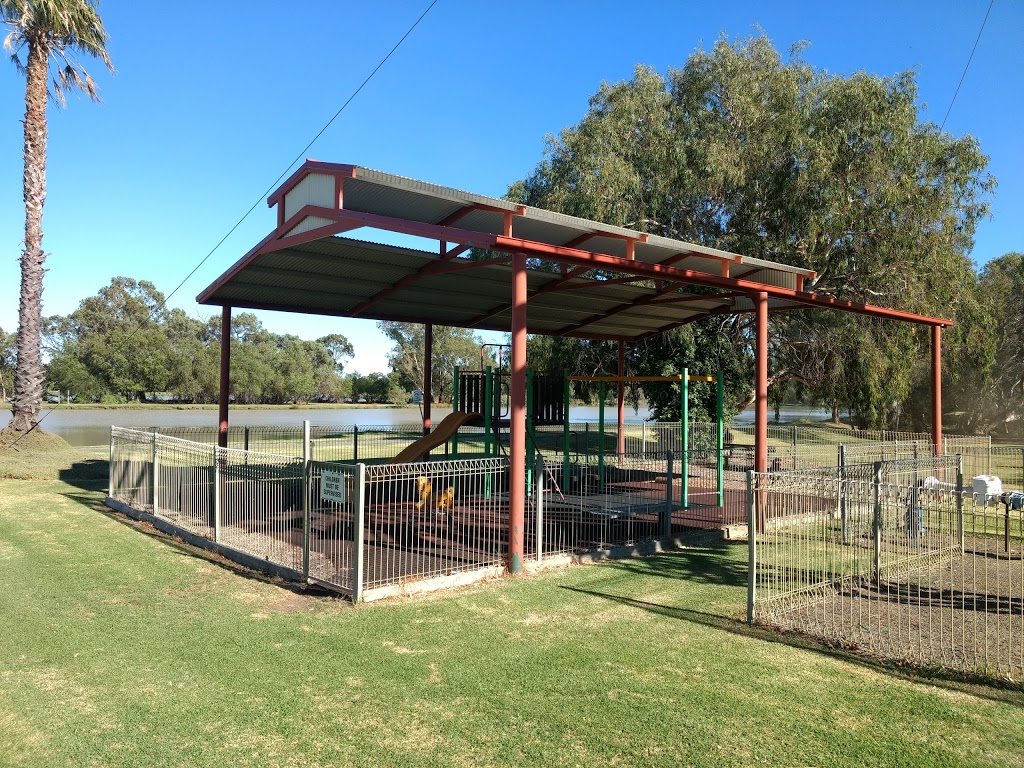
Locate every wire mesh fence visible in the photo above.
<box><xmin>112</xmin><ymin>424</ymin><xmax>1022</xmax><ymax>646</ymax></box>
<box><xmin>749</xmin><ymin>454</ymin><xmax>1024</xmax><ymax>683</ymax></box>
<box><xmin>306</xmin><ymin>461</ymin><xmax>363</xmax><ymax>596</ymax></box>
<box><xmin>534</xmin><ymin>452</ymin><xmax>679</xmax><ymax>555</ymax></box>
<box><xmin>360</xmin><ymin>458</ymin><xmax>509</xmax><ymax>589</ymax></box>
<box><xmin>215</xmin><ymin>446</ymin><xmax>306</xmax><ymax>572</ymax></box>
<box><xmin>109</xmin><ymin>428</ymin><xmax>512</xmax><ymax>599</ymax></box>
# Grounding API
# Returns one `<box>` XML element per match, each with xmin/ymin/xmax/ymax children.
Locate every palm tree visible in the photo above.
<box><xmin>1</xmin><ymin>0</ymin><xmax>112</xmax><ymax>433</ymax></box>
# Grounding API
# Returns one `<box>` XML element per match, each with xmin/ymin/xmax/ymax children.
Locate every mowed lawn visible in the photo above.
<box><xmin>1</xmin><ymin>474</ymin><xmax>1023</xmax><ymax>767</ymax></box>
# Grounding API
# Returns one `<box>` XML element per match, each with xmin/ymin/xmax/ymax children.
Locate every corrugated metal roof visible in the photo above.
<box><xmin>200</xmin><ymin>161</ymin><xmax>951</xmax><ymax>336</ymax></box>
<box><xmin>201</xmin><ymin>235</ymin><xmax>799</xmax><ymax>340</ymax></box>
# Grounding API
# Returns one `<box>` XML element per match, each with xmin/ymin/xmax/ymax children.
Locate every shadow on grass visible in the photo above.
<box><xmin>59</xmin><ymin>459</ymin><xmax>109</xmax><ymax>490</ymax></box>
<box><xmin>58</xmin><ymin>488</ymin><xmax>340</xmax><ymax>600</ymax></box>
<box><xmin>601</xmin><ymin>543</ymin><xmax>748</xmax><ymax>587</ymax></box>
<box><xmin>561</xmin><ymin>583</ymin><xmax>1024</xmax><ymax>707</ymax></box>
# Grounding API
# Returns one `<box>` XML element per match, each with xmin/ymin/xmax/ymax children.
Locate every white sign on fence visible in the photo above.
<box><xmin>321</xmin><ymin>469</ymin><xmax>347</xmax><ymax>503</ymax></box>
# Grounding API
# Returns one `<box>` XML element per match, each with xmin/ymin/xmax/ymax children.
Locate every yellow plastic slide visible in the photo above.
<box><xmin>390</xmin><ymin>411</ymin><xmax>481</xmax><ymax>464</ymax></box>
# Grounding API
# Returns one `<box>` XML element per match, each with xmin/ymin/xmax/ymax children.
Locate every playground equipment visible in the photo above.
<box><xmin>565</xmin><ymin>369</ymin><xmax>724</xmax><ymax>507</ymax></box>
<box><xmin>453</xmin><ymin>364</ymin><xmax>725</xmax><ymax>508</ymax></box>
<box><xmin>390</xmin><ymin>411</ymin><xmax>482</xmax><ymax>464</ymax></box>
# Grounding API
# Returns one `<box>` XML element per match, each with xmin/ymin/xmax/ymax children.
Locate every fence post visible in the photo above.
<box><xmin>957</xmin><ymin>455</ymin><xmax>965</xmax><ymax>552</ymax></box>
<box><xmin>352</xmin><ymin>425</ymin><xmax>359</xmax><ymax>463</ymax></box>
<box><xmin>839</xmin><ymin>444</ymin><xmax>848</xmax><ymax>544</ymax></box>
<box><xmin>662</xmin><ymin>451</ymin><xmax>674</xmax><ymax>537</ymax></box>
<box><xmin>352</xmin><ymin>463</ymin><xmax>366</xmax><ymax>602</ymax></box>
<box><xmin>535</xmin><ymin>453</ymin><xmax>545</xmax><ymax>565</ymax></box>
<box><xmin>244</xmin><ymin>426</ymin><xmax>250</xmax><ymax>453</ymax></box>
<box><xmin>213</xmin><ymin>446</ymin><xmax>222</xmax><ymax>543</ymax></box>
<box><xmin>642</xmin><ymin>420</ymin><xmax>647</xmax><ymax>460</ymax></box>
<box><xmin>873</xmin><ymin>461</ymin><xmax>883</xmax><ymax>583</ymax></box>
<box><xmin>746</xmin><ymin>470</ymin><xmax>756</xmax><ymax>624</ymax></box>
<box><xmin>108</xmin><ymin>429</ymin><xmax>115</xmax><ymax>499</ymax></box>
<box><xmin>598</xmin><ymin>381</ymin><xmax>605</xmax><ymax>491</ymax></box>
<box><xmin>151</xmin><ymin>432</ymin><xmax>160</xmax><ymax>516</ymax></box>
<box><xmin>792</xmin><ymin>426</ymin><xmax>798</xmax><ymax>470</ymax></box>
<box><xmin>302</xmin><ymin>420</ymin><xmax>311</xmax><ymax>581</ymax></box>
<box><xmin>681</xmin><ymin>369</ymin><xmax>689</xmax><ymax>507</ymax></box>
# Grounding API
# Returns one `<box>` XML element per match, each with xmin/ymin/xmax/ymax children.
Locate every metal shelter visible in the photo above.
<box><xmin>198</xmin><ymin>160</ymin><xmax>952</xmax><ymax>572</ymax></box>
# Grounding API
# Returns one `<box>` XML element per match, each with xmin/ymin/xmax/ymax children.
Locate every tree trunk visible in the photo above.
<box><xmin>11</xmin><ymin>38</ymin><xmax>49</xmax><ymax>433</ymax></box>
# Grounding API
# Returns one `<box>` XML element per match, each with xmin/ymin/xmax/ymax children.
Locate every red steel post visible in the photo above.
<box><xmin>617</xmin><ymin>340</ymin><xmax>626</xmax><ymax>459</ymax></box>
<box><xmin>754</xmin><ymin>291</ymin><xmax>770</xmax><ymax>534</ymax></box>
<box><xmin>509</xmin><ymin>252</ymin><xmax>527</xmax><ymax>574</ymax></box>
<box><xmin>218</xmin><ymin>305</ymin><xmax>232</xmax><ymax>449</ymax></box>
<box><xmin>932</xmin><ymin>325</ymin><xmax>943</xmax><ymax>453</ymax></box>
<box><xmin>755</xmin><ymin>292</ymin><xmax>769</xmax><ymax>475</ymax></box>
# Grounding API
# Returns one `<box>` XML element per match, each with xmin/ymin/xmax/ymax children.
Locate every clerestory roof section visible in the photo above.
<box><xmin>197</xmin><ymin>160</ymin><xmax>952</xmax><ymax>338</ymax></box>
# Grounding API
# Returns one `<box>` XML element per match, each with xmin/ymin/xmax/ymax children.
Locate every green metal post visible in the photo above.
<box><xmin>452</xmin><ymin>365</ymin><xmax>460</xmax><ymax>457</ymax></box>
<box><xmin>681</xmin><ymin>368</ymin><xmax>689</xmax><ymax>507</ymax></box>
<box><xmin>598</xmin><ymin>381</ymin><xmax>606</xmax><ymax>490</ymax></box>
<box><xmin>562</xmin><ymin>371</ymin><xmax>571</xmax><ymax>494</ymax></box>
<box><xmin>716</xmin><ymin>372</ymin><xmax>724</xmax><ymax>507</ymax></box>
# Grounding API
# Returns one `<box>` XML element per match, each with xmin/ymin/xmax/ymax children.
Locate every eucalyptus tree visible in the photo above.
<box><xmin>510</xmin><ymin>35</ymin><xmax>992</xmax><ymax>427</ymax></box>
<box><xmin>974</xmin><ymin>253</ymin><xmax>1024</xmax><ymax>431</ymax></box>
<box><xmin>379</xmin><ymin>322</ymin><xmax>495</xmax><ymax>404</ymax></box>
<box><xmin>1</xmin><ymin>0</ymin><xmax>112</xmax><ymax>431</ymax></box>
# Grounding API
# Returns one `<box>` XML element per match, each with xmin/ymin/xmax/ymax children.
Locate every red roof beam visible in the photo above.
<box><xmin>494</xmin><ymin>235</ymin><xmax>952</xmax><ymax>328</ymax></box>
<box><xmin>349</xmin><ymin>250</ymin><xmax>509</xmax><ymax>318</ymax></box>
<box><xmin>437</xmin><ymin>201</ymin><xmax>528</xmax><ymax>228</ymax></box>
<box><xmin>260</xmin><ymin>205</ymin><xmax>950</xmax><ymax>328</ymax></box>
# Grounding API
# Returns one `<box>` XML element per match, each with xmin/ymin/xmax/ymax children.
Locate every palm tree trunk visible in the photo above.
<box><xmin>11</xmin><ymin>38</ymin><xmax>49</xmax><ymax>433</ymax></box>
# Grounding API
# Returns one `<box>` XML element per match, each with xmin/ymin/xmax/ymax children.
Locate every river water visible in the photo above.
<box><xmin>1</xmin><ymin>403</ymin><xmax>657</xmax><ymax>446</ymax></box>
<box><xmin>2</xmin><ymin>402</ymin><xmax>834</xmax><ymax>446</ymax></box>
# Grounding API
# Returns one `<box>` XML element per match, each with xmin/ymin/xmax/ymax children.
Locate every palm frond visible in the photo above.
<box><xmin>2</xmin><ymin>0</ymin><xmax>112</xmax><ymax>102</ymax></box>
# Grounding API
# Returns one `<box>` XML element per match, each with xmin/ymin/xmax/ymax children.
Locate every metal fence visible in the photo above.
<box><xmin>152</xmin><ymin>423</ymin><xmax>464</xmax><ymax>464</ymax></box>
<box><xmin>109</xmin><ymin>427</ymin><xmax>514</xmax><ymax>600</ymax></box>
<box><xmin>748</xmin><ymin>454</ymin><xmax>1024</xmax><ymax>683</ymax></box>
<box><xmin>534</xmin><ymin>452</ymin><xmax>680</xmax><ymax>556</ymax></box>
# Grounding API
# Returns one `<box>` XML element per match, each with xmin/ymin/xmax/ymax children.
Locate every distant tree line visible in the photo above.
<box><xmin>3</xmin><ymin>278</ymin><xmax>497</xmax><ymax>407</ymax></box>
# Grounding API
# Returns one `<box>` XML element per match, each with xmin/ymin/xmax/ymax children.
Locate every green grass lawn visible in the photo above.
<box><xmin>1</xmin><ymin>465</ymin><xmax>1023</xmax><ymax>766</ymax></box>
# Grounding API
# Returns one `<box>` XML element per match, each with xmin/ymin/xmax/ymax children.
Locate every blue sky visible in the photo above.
<box><xmin>1</xmin><ymin>0</ymin><xmax>1021</xmax><ymax>374</ymax></box>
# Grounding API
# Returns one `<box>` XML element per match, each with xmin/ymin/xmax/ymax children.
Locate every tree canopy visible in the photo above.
<box><xmin>43</xmin><ymin>278</ymin><xmax>359</xmax><ymax>405</ymax></box>
<box><xmin>379</xmin><ymin>322</ymin><xmax>496</xmax><ymax>404</ymax></box>
<box><xmin>509</xmin><ymin>35</ymin><xmax>994</xmax><ymax>427</ymax></box>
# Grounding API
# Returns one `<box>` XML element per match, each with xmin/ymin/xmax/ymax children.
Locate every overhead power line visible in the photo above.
<box><xmin>162</xmin><ymin>0</ymin><xmax>440</xmax><ymax>308</ymax></box>
<box><xmin>3</xmin><ymin>0</ymin><xmax>439</xmax><ymax>449</ymax></box>
<box><xmin>940</xmin><ymin>0</ymin><xmax>994</xmax><ymax>131</ymax></box>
